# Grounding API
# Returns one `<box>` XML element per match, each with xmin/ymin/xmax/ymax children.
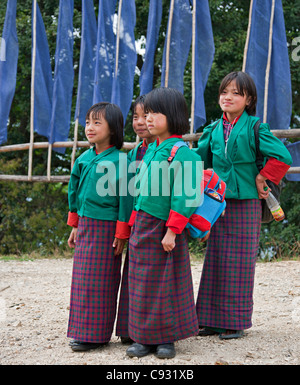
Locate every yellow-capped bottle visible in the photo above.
<box><xmin>264</xmin><ymin>188</ymin><xmax>285</xmax><ymax>222</ymax></box>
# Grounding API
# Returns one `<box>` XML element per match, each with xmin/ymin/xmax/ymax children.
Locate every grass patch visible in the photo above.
<box><xmin>0</xmin><ymin>249</ymin><xmax>74</xmax><ymax>262</ymax></box>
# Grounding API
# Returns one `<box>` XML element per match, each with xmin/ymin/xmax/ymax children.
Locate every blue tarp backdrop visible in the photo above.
<box><xmin>161</xmin><ymin>0</ymin><xmax>193</xmax><ymax>94</ymax></box>
<box><xmin>139</xmin><ymin>0</ymin><xmax>162</xmax><ymax>96</ymax></box>
<box><xmin>110</xmin><ymin>0</ymin><xmax>137</xmax><ymax>125</ymax></box>
<box><xmin>286</xmin><ymin>142</ymin><xmax>300</xmax><ymax>182</ymax></box>
<box><xmin>93</xmin><ymin>0</ymin><xmax>117</xmax><ymax>109</ymax></box>
<box><xmin>193</xmin><ymin>0</ymin><xmax>215</xmax><ymax>130</ymax></box>
<box><xmin>33</xmin><ymin>1</ymin><xmax>53</xmax><ymax>141</ymax></box>
<box><xmin>32</xmin><ymin>0</ymin><xmax>74</xmax><ymax>154</ymax></box>
<box><xmin>244</xmin><ymin>0</ymin><xmax>292</xmax><ymax>131</ymax></box>
<box><xmin>75</xmin><ymin>0</ymin><xmax>97</xmax><ymax>128</ymax></box>
<box><xmin>0</xmin><ymin>0</ymin><xmax>18</xmax><ymax>146</ymax></box>
<box><xmin>48</xmin><ymin>0</ymin><xmax>74</xmax><ymax>153</ymax></box>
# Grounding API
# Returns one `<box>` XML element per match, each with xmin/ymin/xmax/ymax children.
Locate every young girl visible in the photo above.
<box><xmin>67</xmin><ymin>102</ymin><xmax>133</xmax><ymax>351</ymax></box>
<box><xmin>195</xmin><ymin>71</ymin><xmax>292</xmax><ymax>339</ymax></box>
<box><xmin>126</xmin><ymin>87</ymin><xmax>202</xmax><ymax>359</ymax></box>
<box><xmin>129</xmin><ymin>94</ymin><xmax>158</xmax><ymax>163</ymax></box>
<box><xmin>116</xmin><ymin>95</ymin><xmax>157</xmax><ymax>343</ymax></box>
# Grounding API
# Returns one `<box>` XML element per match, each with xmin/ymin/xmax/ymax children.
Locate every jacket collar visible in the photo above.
<box><xmin>213</xmin><ymin>110</ymin><xmax>249</xmax><ymax>160</ymax></box>
<box><xmin>153</xmin><ymin>135</ymin><xmax>183</xmax><ymax>151</ymax></box>
<box><xmin>225</xmin><ymin>110</ymin><xmax>249</xmax><ymax>158</ymax></box>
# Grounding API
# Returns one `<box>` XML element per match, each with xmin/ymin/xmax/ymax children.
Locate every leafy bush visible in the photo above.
<box><xmin>0</xmin><ymin>159</ymin><xmax>70</xmax><ymax>255</ymax></box>
<box><xmin>258</xmin><ymin>179</ymin><xmax>300</xmax><ymax>261</ymax></box>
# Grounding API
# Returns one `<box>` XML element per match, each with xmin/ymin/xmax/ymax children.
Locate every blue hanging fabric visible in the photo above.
<box><xmin>111</xmin><ymin>0</ymin><xmax>137</xmax><ymax>122</ymax></box>
<box><xmin>161</xmin><ymin>0</ymin><xmax>192</xmax><ymax>93</ymax></box>
<box><xmin>93</xmin><ymin>0</ymin><xmax>117</xmax><ymax>104</ymax></box>
<box><xmin>244</xmin><ymin>0</ymin><xmax>292</xmax><ymax>130</ymax></box>
<box><xmin>49</xmin><ymin>0</ymin><xmax>74</xmax><ymax>153</ymax></box>
<box><xmin>33</xmin><ymin>1</ymin><xmax>53</xmax><ymax>139</ymax></box>
<box><xmin>285</xmin><ymin>141</ymin><xmax>300</xmax><ymax>182</ymax></box>
<box><xmin>193</xmin><ymin>0</ymin><xmax>215</xmax><ymax>131</ymax></box>
<box><xmin>139</xmin><ymin>0</ymin><xmax>162</xmax><ymax>95</ymax></box>
<box><xmin>0</xmin><ymin>0</ymin><xmax>18</xmax><ymax>145</ymax></box>
<box><xmin>74</xmin><ymin>0</ymin><xmax>97</xmax><ymax>127</ymax></box>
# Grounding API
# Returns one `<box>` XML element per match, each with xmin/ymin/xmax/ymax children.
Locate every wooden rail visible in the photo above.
<box><xmin>0</xmin><ymin>129</ymin><xmax>300</xmax><ymax>183</ymax></box>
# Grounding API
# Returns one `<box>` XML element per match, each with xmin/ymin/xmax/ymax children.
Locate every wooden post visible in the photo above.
<box><xmin>242</xmin><ymin>0</ymin><xmax>253</xmax><ymax>71</ymax></box>
<box><xmin>47</xmin><ymin>143</ymin><xmax>52</xmax><ymax>181</ymax></box>
<box><xmin>263</xmin><ymin>0</ymin><xmax>275</xmax><ymax>123</ymax></box>
<box><xmin>71</xmin><ymin>118</ymin><xmax>79</xmax><ymax>170</ymax></box>
<box><xmin>28</xmin><ymin>0</ymin><xmax>37</xmax><ymax>181</ymax></box>
<box><xmin>164</xmin><ymin>0</ymin><xmax>175</xmax><ymax>87</ymax></box>
<box><xmin>189</xmin><ymin>0</ymin><xmax>196</xmax><ymax>148</ymax></box>
<box><xmin>115</xmin><ymin>0</ymin><xmax>123</xmax><ymax>76</ymax></box>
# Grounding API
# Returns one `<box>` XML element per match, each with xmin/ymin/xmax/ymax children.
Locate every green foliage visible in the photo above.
<box><xmin>0</xmin><ymin>159</ymin><xmax>70</xmax><ymax>255</ymax></box>
<box><xmin>258</xmin><ymin>180</ymin><xmax>300</xmax><ymax>261</ymax></box>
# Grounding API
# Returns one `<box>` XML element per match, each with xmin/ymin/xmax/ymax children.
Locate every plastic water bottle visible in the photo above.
<box><xmin>264</xmin><ymin>188</ymin><xmax>285</xmax><ymax>222</ymax></box>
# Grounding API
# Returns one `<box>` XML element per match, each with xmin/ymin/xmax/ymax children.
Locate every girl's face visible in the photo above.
<box><xmin>146</xmin><ymin>111</ymin><xmax>170</xmax><ymax>142</ymax></box>
<box><xmin>85</xmin><ymin>113</ymin><xmax>111</xmax><ymax>151</ymax></box>
<box><xmin>133</xmin><ymin>104</ymin><xmax>152</xmax><ymax>140</ymax></box>
<box><xmin>219</xmin><ymin>80</ymin><xmax>251</xmax><ymax>122</ymax></box>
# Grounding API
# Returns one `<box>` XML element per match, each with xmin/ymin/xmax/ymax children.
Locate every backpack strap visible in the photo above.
<box><xmin>168</xmin><ymin>141</ymin><xmax>189</xmax><ymax>162</ymax></box>
<box><xmin>254</xmin><ymin>120</ymin><xmax>264</xmax><ymax>171</ymax></box>
<box><xmin>211</xmin><ymin>119</ymin><xmax>221</xmax><ymax>132</ymax></box>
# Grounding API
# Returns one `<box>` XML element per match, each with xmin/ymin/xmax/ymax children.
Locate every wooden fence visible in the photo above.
<box><xmin>0</xmin><ymin>128</ymin><xmax>300</xmax><ymax>183</ymax></box>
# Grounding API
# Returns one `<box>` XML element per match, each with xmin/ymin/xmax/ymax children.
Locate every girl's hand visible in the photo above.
<box><xmin>161</xmin><ymin>228</ymin><xmax>176</xmax><ymax>252</ymax></box>
<box><xmin>113</xmin><ymin>238</ymin><xmax>126</xmax><ymax>256</ymax></box>
<box><xmin>198</xmin><ymin>230</ymin><xmax>210</xmax><ymax>243</ymax></box>
<box><xmin>68</xmin><ymin>227</ymin><xmax>78</xmax><ymax>248</ymax></box>
<box><xmin>255</xmin><ymin>173</ymin><xmax>269</xmax><ymax>199</ymax></box>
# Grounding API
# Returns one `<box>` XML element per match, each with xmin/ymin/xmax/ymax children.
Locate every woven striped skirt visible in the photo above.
<box><xmin>128</xmin><ymin>210</ymin><xmax>198</xmax><ymax>345</ymax></box>
<box><xmin>196</xmin><ymin>199</ymin><xmax>261</xmax><ymax>331</ymax></box>
<box><xmin>67</xmin><ymin>216</ymin><xmax>122</xmax><ymax>343</ymax></box>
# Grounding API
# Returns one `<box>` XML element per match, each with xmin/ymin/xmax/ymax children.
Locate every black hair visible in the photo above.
<box><xmin>218</xmin><ymin>71</ymin><xmax>257</xmax><ymax>116</ymax></box>
<box><xmin>143</xmin><ymin>87</ymin><xmax>190</xmax><ymax>135</ymax></box>
<box><xmin>131</xmin><ymin>94</ymin><xmax>146</xmax><ymax>116</ymax></box>
<box><xmin>85</xmin><ymin>102</ymin><xmax>124</xmax><ymax>149</ymax></box>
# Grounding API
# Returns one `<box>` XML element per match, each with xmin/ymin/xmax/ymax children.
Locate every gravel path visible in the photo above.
<box><xmin>0</xmin><ymin>258</ymin><xmax>299</xmax><ymax>365</ymax></box>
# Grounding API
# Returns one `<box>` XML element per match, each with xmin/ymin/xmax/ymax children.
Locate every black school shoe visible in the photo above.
<box><xmin>155</xmin><ymin>343</ymin><xmax>176</xmax><ymax>359</ymax></box>
<box><xmin>126</xmin><ymin>342</ymin><xmax>155</xmax><ymax>357</ymax></box>
<box><xmin>120</xmin><ymin>336</ymin><xmax>134</xmax><ymax>344</ymax></box>
<box><xmin>69</xmin><ymin>340</ymin><xmax>108</xmax><ymax>352</ymax></box>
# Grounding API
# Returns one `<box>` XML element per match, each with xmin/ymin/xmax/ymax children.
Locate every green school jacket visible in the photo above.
<box><xmin>194</xmin><ymin>111</ymin><xmax>292</xmax><ymax>199</ymax></box>
<box><xmin>134</xmin><ymin>137</ymin><xmax>203</xmax><ymax>233</ymax></box>
<box><xmin>127</xmin><ymin>141</ymin><xmax>143</xmax><ymax>163</ymax></box>
<box><xmin>68</xmin><ymin>146</ymin><xmax>134</xmax><ymax>224</ymax></box>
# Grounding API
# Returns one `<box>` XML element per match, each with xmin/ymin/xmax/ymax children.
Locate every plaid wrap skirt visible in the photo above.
<box><xmin>196</xmin><ymin>199</ymin><xmax>262</xmax><ymax>330</ymax></box>
<box><xmin>67</xmin><ymin>216</ymin><xmax>122</xmax><ymax>343</ymax></box>
<box><xmin>128</xmin><ymin>210</ymin><xmax>198</xmax><ymax>345</ymax></box>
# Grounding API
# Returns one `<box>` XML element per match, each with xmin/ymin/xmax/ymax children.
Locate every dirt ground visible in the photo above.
<box><xmin>0</xmin><ymin>258</ymin><xmax>299</xmax><ymax>366</ymax></box>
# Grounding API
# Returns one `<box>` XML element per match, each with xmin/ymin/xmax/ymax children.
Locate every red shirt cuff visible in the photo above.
<box><xmin>166</xmin><ymin>209</ymin><xmax>189</xmax><ymax>234</ymax></box>
<box><xmin>128</xmin><ymin>210</ymin><xmax>137</xmax><ymax>227</ymax></box>
<box><xmin>67</xmin><ymin>212</ymin><xmax>79</xmax><ymax>227</ymax></box>
<box><xmin>188</xmin><ymin>213</ymin><xmax>211</xmax><ymax>232</ymax></box>
<box><xmin>115</xmin><ymin>220</ymin><xmax>131</xmax><ymax>239</ymax></box>
<box><xmin>260</xmin><ymin>158</ymin><xmax>291</xmax><ymax>185</ymax></box>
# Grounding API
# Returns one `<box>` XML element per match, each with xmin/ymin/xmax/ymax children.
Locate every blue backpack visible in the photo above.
<box><xmin>168</xmin><ymin>141</ymin><xmax>227</xmax><ymax>239</ymax></box>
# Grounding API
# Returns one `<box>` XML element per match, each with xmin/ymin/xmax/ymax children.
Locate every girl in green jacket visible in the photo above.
<box><xmin>116</xmin><ymin>95</ymin><xmax>157</xmax><ymax>343</ymax></box>
<box><xmin>67</xmin><ymin>102</ymin><xmax>133</xmax><ymax>351</ymax></box>
<box><xmin>126</xmin><ymin>88</ymin><xmax>202</xmax><ymax>359</ymax></box>
<box><xmin>195</xmin><ymin>71</ymin><xmax>292</xmax><ymax>339</ymax></box>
